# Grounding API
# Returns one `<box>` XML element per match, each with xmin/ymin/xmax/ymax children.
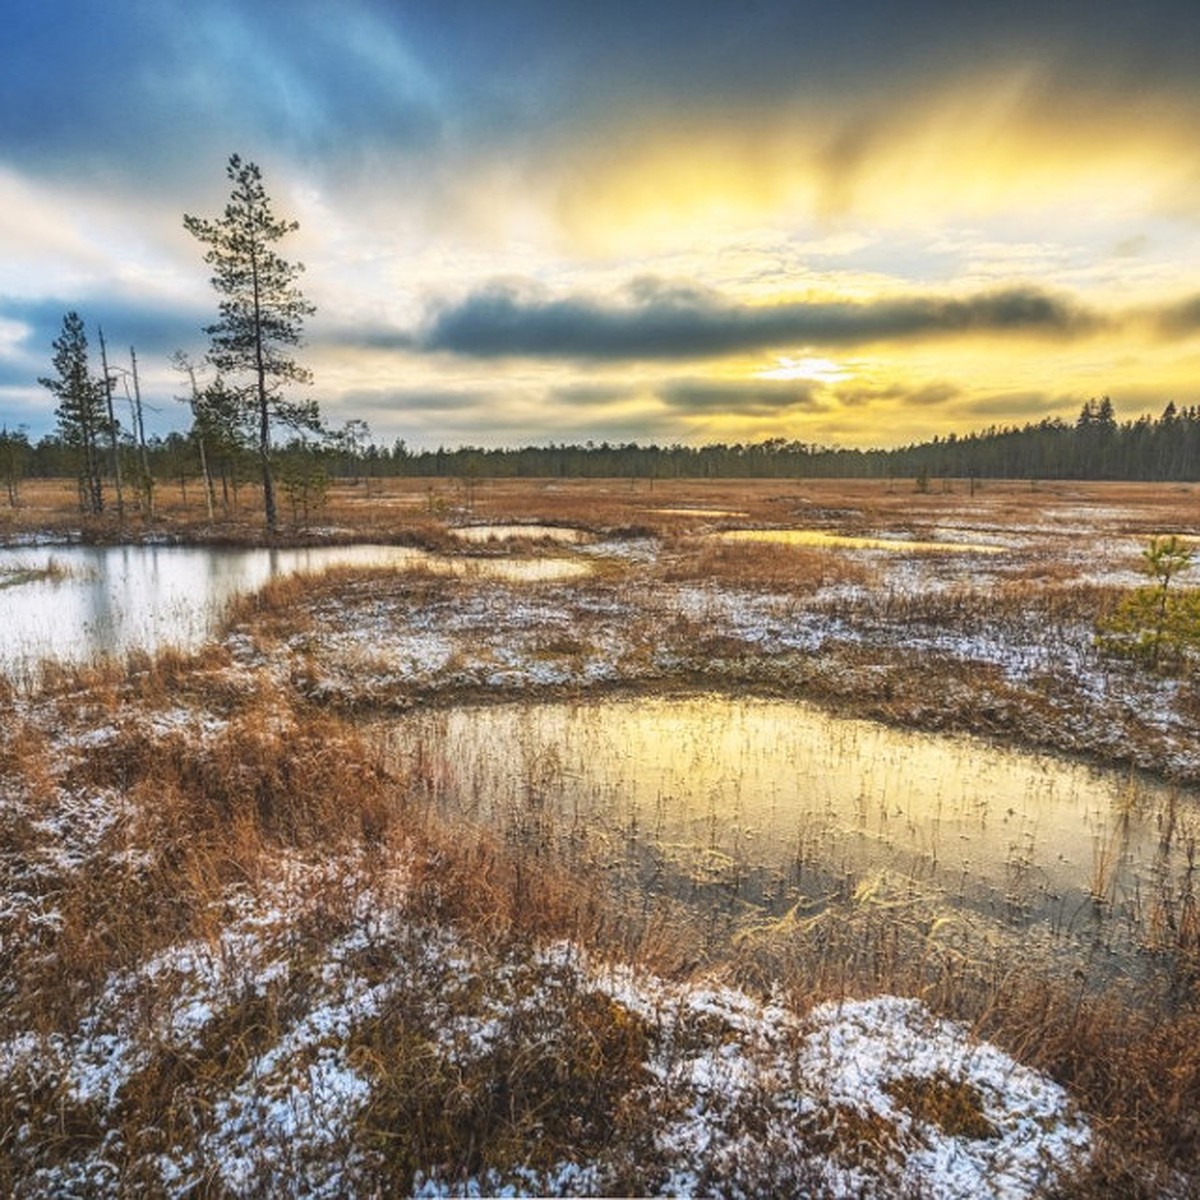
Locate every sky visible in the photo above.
<box><xmin>5</xmin><ymin>0</ymin><xmax>1200</xmax><ymax>451</ymax></box>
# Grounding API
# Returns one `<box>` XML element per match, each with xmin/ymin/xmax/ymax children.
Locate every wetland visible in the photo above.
<box><xmin>377</xmin><ymin>694</ymin><xmax>1194</xmax><ymax>984</ymax></box>
<box><xmin>0</xmin><ymin>540</ymin><xmax>588</xmax><ymax>677</ymax></box>
<box><xmin>2</xmin><ymin>476</ymin><xmax>1199</xmax><ymax>1197</ymax></box>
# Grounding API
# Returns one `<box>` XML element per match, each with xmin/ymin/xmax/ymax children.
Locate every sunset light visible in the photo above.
<box><xmin>757</xmin><ymin>356</ymin><xmax>853</xmax><ymax>384</ymax></box>
<box><xmin>4</xmin><ymin>6</ymin><xmax>1200</xmax><ymax>1192</ymax></box>
<box><xmin>4</xmin><ymin>2</ymin><xmax>1200</xmax><ymax>451</ymax></box>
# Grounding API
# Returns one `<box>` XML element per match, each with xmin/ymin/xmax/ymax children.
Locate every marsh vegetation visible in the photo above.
<box><xmin>1</xmin><ymin>476</ymin><xmax>1198</xmax><ymax>1196</ymax></box>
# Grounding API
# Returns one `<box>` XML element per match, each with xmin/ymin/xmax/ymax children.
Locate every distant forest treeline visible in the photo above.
<box><xmin>3</xmin><ymin>397</ymin><xmax>1198</xmax><ymax>493</ymax></box>
<box><xmin>379</xmin><ymin>398</ymin><xmax>1199</xmax><ymax>482</ymax></box>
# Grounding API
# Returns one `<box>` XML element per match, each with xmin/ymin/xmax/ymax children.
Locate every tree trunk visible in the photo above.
<box><xmin>251</xmin><ymin>242</ymin><xmax>277</xmax><ymax>534</ymax></box>
<box><xmin>84</xmin><ymin>426</ymin><xmax>104</xmax><ymax>514</ymax></box>
<box><xmin>130</xmin><ymin>347</ymin><xmax>154</xmax><ymax>517</ymax></box>
<box><xmin>182</xmin><ymin>360</ymin><xmax>215</xmax><ymax>521</ymax></box>
<box><xmin>98</xmin><ymin>329</ymin><xmax>124</xmax><ymax>525</ymax></box>
<box><xmin>198</xmin><ymin>437</ymin><xmax>216</xmax><ymax>521</ymax></box>
<box><xmin>259</xmin><ymin>421</ymin><xmax>276</xmax><ymax>533</ymax></box>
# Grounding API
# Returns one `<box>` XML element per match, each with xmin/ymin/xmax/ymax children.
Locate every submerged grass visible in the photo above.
<box><xmin>0</xmin><ymin>554</ymin><xmax>85</xmax><ymax>589</ymax></box>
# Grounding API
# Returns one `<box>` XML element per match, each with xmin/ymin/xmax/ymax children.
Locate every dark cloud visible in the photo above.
<box><xmin>1151</xmin><ymin>293</ymin><xmax>1200</xmax><ymax>336</ymax></box>
<box><xmin>1</xmin><ymin>293</ymin><xmax>235</xmax><ymax>439</ymax></box>
<box><xmin>416</xmin><ymin>0</ymin><xmax>1200</xmax><ymax>136</ymax></box>
<box><xmin>0</xmin><ymin>296</ymin><xmax>209</xmax><ymax>369</ymax></box>
<box><xmin>314</xmin><ymin>323</ymin><xmax>417</xmax><ymax>352</ymax></box>
<box><xmin>658</xmin><ymin>380</ymin><xmax>823</xmax><ymax>415</ymax></box>
<box><xmin>960</xmin><ymin>391</ymin><xmax>1068</xmax><ymax>420</ymax></box>
<box><xmin>326</xmin><ymin>382</ymin><xmax>681</xmax><ymax>449</ymax></box>
<box><xmin>0</xmin><ymin>1</ymin><xmax>447</xmax><ymax>191</ymax></box>
<box><xmin>422</xmin><ymin>279</ymin><xmax>1101</xmax><ymax>361</ymax></box>
<box><xmin>0</xmin><ymin>361</ymin><xmax>38</xmax><ymax>390</ymax></box>
<box><xmin>338</xmin><ymin>387</ymin><xmax>482</xmax><ymax>415</ymax></box>
<box><xmin>836</xmin><ymin>382</ymin><xmax>962</xmax><ymax>410</ymax></box>
<box><xmin>7</xmin><ymin>2</ymin><xmax>1200</xmax><ymax>198</ymax></box>
<box><xmin>905</xmin><ymin>383</ymin><xmax>962</xmax><ymax>409</ymax></box>
<box><xmin>0</xmin><ymin>389</ymin><xmax>48</xmax><ymax>431</ymax></box>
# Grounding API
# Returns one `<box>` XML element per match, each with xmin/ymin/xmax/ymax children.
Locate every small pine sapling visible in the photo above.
<box><xmin>1097</xmin><ymin>534</ymin><xmax>1200</xmax><ymax>671</ymax></box>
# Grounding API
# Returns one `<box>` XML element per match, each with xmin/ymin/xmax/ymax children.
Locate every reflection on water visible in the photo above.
<box><xmin>377</xmin><ymin>695</ymin><xmax>1196</xmax><ymax>974</ymax></box>
<box><xmin>717</xmin><ymin>529</ymin><xmax>1003</xmax><ymax>553</ymax></box>
<box><xmin>0</xmin><ymin>543</ymin><xmax>586</xmax><ymax>676</ymax></box>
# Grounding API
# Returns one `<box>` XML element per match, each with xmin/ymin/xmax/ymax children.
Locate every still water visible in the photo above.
<box><xmin>0</xmin><ymin>543</ymin><xmax>586</xmax><ymax>676</ymax></box>
<box><xmin>717</xmin><ymin>529</ymin><xmax>1004</xmax><ymax>554</ymax></box>
<box><xmin>377</xmin><ymin>695</ymin><xmax>1195</xmax><ymax>972</ymax></box>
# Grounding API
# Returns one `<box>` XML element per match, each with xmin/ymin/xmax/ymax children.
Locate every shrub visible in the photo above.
<box><xmin>1097</xmin><ymin>535</ymin><xmax>1200</xmax><ymax>671</ymax></box>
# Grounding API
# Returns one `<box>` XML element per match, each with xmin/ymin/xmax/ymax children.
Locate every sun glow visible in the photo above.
<box><xmin>756</xmin><ymin>355</ymin><xmax>851</xmax><ymax>383</ymax></box>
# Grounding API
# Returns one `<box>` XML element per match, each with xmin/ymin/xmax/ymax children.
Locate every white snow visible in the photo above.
<box><xmin>797</xmin><ymin>996</ymin><xmax>1090</xmax><ymax>1199</ymax></box>
<box><xmin>0</xmin><ymin>863</ymin><xmax>1093</xmax><ymax>1197</ymax></box>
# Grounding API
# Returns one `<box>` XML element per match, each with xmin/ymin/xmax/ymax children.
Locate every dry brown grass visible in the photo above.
<box><xmin>884</xmin><ymin>1072</ymin><xmax>997</xmax><ymax>1141</ymax></box>
<box><xmin>3</xmin><ymin>478</ymin><xmax>1199</xmax><ymax>1193</ymax></box>
<box><xmin>351</xmin><ymin>476</ymin><xmax>1200</xmax><ymax>546</ymax></box>
<box><xmin>976</xmin><ymin>976</ymin><xmax>1200</xmax><ymax>1196</ymax></box>
<box><xmin>3</xmin><ymin>642</ymin><xmax>1199</xmax><ymax>1194</ymax></box>
<box><xmin>658</xmin><ymin>536</ymin><xmax>879</xmax><ymax>593</ymax></box>
<box><xmin>7</xmin><ymin>475</ymin><xmax>1195</xmax><ymax>547</ymax></box>
<box><xmin>187</xmin><ymin>506</ymin><xmax>1192</xmax><ymax>785</ymax></box>
<box><xmin>4</xmin><ymin>679</ymin><xmax>394</xmax><ymax>1018</ymax></box>
<box><xmin>350</xmin><ymin>971</ymin><xmax>658</xmax><ymax>1191</ymax></box>
<box><xmin>1</xmin><ymin>642</ymin><xmax>707</xmax><ymax>1192</ymax></box>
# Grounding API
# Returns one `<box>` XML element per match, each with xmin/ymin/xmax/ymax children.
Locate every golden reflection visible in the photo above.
<box><xmin>381</xmin><ymin>695</ymin><xmax>1183</xmax><ymax>954</ymax></box>
<box><xmin>716</xmin><ymin>529</ymin><xmax>1005</xmax><ymax>554</ymax></box>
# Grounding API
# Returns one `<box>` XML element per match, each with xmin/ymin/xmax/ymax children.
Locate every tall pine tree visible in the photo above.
<box><xmin>39</xmin><ymin>311</ymin><xmax>106</xmax><ymax>514</ymax></box>
<box><xmin>184</xmin><ymin>155</ymin><xmax>318</xmax><ymax>532</ymax></box>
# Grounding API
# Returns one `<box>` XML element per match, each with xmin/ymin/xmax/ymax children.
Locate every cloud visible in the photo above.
<box><xmin>319</xmin><ymin>379</ymin><xmax>683</xmax><ymax>449</ymax></box>
<box><xmin>835</xmin><ymin>381</ymin><xmax>963</xmax><ymax>411</ymax></box>
<box><xmin>1</xmin><ymin>2</ymin><xmax>448</xmax><ymax>189</ymax></box>
<box><xmin>7</xmin><ymin>2</ymin><xmax>1200</xmax><ymax>450</ymax></box>
<box><xmin>0</xmin><ymin>386</ymin><xmax>48</xmax><ymax>429</ymax></box>
<box><xmin>549</xmin><ymin>383</ymin><xmax>637</xmax><ymax>408</ymax></box>
<box><xmin>338</xmin><ymin>386</ymin><xmax>483</xmax><ymax>415</ymax></box>
<box><xmin>657</xmin><ymin>379</ymin><xmax>823</xmax><ymax>415</ymax></box>
<box><xmin>0</xmin><ymin>293</ymin><xmax>222</xmax><ymax>440</ymax></box>
<box><xmin>0</xmin><ymin>360</ymin><xmax>37</xmax><ymax>390</ymax></box>
<box><xmin>0</xmin><ymin>296</ymin><xmax>208</xmax><ymax>366</ymax></box>
<box><xmin>314</xmin><ymin>322</ymin><xmax>417</xmax><ymax>352</ymax></box>
<box><xmin>959</xmin><ymin>390</ymin><xmax>1072</xmax><ymax>421</ymax></box>
<box><xmin>1150</xmin><ymin>293</ymin><xmax>1200</xmax><ymax>337</ymax></box>
<box><xmin>9</xmin><ymin>1</ymin><xmax>1200</xmax><ymax>222</ymax></box>
<box><xmin>421</xmin><ymin>278</ymin><xmax>1102</xmax><ymax>361</ymax></box>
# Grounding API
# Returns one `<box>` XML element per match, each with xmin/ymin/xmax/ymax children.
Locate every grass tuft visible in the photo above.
<box><xmin>885</xmin><ymin>1072</ymin><xmax>997</xmax><ymax>1140</ymax></box>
